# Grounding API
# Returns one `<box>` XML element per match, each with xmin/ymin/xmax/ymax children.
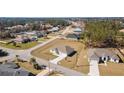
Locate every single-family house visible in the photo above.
<box><xmin>0</xmin><ymin>62</ymin><xmax>34</xmax><ymax>76</ymax></box>
<box><xmin>73</xmin><ymin>27</ymin><xmax>84</xmax><ymax>34</ymax></box>
<box><xmin>14</xmin><ymin>35</ymin><xmax>30</xmax><ymax>43</ymax></box>
<box><xmin>48</xmin><ymin>27</ymin><xmax>59</xmax><ymax>32</ymax></box>
<box><xmin>88</xmin><ymin>48</ymin><xmax>120</xmax><ymax>63</ymax></box>
<box><xmin>50</xmin><ymin>46</ymin><xmax>75</xmax><ymax>56</ymax></box>
<box><xmin>66</xmin><ymin>34</ymin><xmax>80</xmax><ymax>41</ymax></box>
<box><xmin>36</xmin><ymin>31</ymin><xmax>47</xmax><ymax>37</ymax></box>
<box><xmin>24</xmin><ymin>31</ymin><xmax>38</xmax><ymax>40</ymax></box>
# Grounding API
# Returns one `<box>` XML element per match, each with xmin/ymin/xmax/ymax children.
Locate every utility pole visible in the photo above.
<box><xmin>48</xmin><ymin>56</ymin><xmax>51</xmax><ymax>75</ymax></box>
<box><xmin>48</xmin><ymin>61</ymin><xmax>50</xmax><ymax>74</ymax></box>
<box><xmin>74</xmin><ymin>52</ymin><xmax>79</xmax><ymax>69</ymax></box>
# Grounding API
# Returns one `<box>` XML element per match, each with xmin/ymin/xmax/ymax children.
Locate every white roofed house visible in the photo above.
<box><xmin>73</xmin><ymin>27</ymin><xmax>84</xmax><ymax>36</ymax></box>
<box><xmin>47</xmin><ymin>27</ymin><xmax>59</xmax><ymax>33</ymax></box>
<box><xmin>50</xmin><ymin>46</ymin><xmax>75</xmax><ymax>57</ymax></box>
<box><xmin>24</xmin><ymin>31</ymin><xmax>38</xmax><ymax>41</ymax></box>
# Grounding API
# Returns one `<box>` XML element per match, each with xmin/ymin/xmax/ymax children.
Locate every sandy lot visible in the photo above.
<box><xmin>99</xmin><ymin>62</ymin><xmax>124</xmax><ymax>76</ymax></box>
<box><xmin>119</xmin><ymin>29</ymin><xmax>124</xmax><ymax>32</ymax></box>
<box><xmin>32</xmin><ymin>38</ymin><xmax>89</xmax><ymax>74</ymax></box>
<box><xmin>60</xmin><ymin>43</ymin><xmax>89</xmax><ymax>74</ymax></box>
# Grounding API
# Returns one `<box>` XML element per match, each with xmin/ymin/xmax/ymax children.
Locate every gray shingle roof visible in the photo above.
<box><xmin>52</xmin><ymin>46</ymin><xmax>75</xmax><ymax>56</ymax></box>
<box><xmin>74</xmin><ymin>27</ymin><xmax>82</xmax><ymax>32</ymax></box>
<box><xmin>88</xmin><ymin>48</ymin><xmax>119</xmax><ymax>60</ymax></box>
<box><xmin>66</xmin><ymin>34</ymin><xmax>79</xmax><ymax>40</ymax></box>
<box><xmin>2</xmin><ymin>62</ymin><xmax>19</xmax><ymax>69</ymax></box>
<box><xmin>0</xmin><ymin>62</ymin><xmax>31</xmax><ymax>76</ymax></box>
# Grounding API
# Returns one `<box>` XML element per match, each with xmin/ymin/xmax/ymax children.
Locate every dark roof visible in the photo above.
<box><xmin>0</xmin><ymin>62</ymin><xmax>31</xmax><ymax>76</ymax></box>
<box><xmin>66</xmin><ymin>34</ymin><xmax>79</xmax><ymax>39</ymax></box>
<box><xmin>14</xmin><ymin>68</ymin><xmax>31</xmax><ymax>76</ymax></box>
<box><xmin>2</xmin><ymin>62</ymin><xmax>19</xmax><ymax>69</ymax></box>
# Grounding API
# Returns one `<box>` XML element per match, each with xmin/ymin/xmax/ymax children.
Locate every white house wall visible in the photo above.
<box><xmin>50</xmin><ymin>50</ymin><xmax>59</xmax><ymax>56</ymax></box>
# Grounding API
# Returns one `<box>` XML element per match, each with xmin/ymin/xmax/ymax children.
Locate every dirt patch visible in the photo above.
<box><xmin>60</xmin><ymin>43</ymin><xmax>89</xmax><ymax>74</ymax></box>
<box><xmin>99</xmin><ymin>62</ymin><xmax>124</xmax><ymax>76</ymax></box>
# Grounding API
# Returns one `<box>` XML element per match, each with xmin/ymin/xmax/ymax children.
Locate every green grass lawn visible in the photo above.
<box><xmin>0</xmin><ymin>41</ymin><xmax>39</xmax><ymax>50</ymax></box>
<box><xmin>38</xmin><ymin>38</ymin><xmax>45</xmax><ymax>41</ymax></box>
<box><xmin>0</xmin><ymin>38</ymin><xmax>49</xmax><ymax>50</ymax></box>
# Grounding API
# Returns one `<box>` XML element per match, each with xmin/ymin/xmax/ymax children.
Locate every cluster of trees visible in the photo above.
<box><xmin>81</xmin><ymin>20</ymin><xmax>124</xmax><ymax>48</ymax></box>
<box><xmin>0</xmin><ymin>49</ymin><xmax>8</xmax><ymax>57</ymax></box>
<box><xmin>44</xmin><ymin>19</ymin><xmax>70</xmax><ymax>26</ymax></box>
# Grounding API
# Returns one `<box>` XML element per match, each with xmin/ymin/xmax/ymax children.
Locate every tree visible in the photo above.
<box><xmin>13</xmin><ymin>41</ymin><xmax>17</xmax><ymax>46</ymax></box>
<box><xmin>29</xmin><ymin>57</ymin><xmax>36</xmax><ymax>64</ymax></box>
<box><xmin>15</xmin><ymin>55</ymin><xmax>20</xmax><ymax>62</ymax></box>
<box><xmin>81</xmin><ymin>20</ymin><xmax>122</xmax><ymax>47</ymax></box>
<box><xmin>29</xmin><ymin>57</ymin><xmax>41</xmax><ymax>70</ymax></box>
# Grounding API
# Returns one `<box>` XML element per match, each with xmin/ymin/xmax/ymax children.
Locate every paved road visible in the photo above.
<box><xmin>24</xmin><ymin>36</ymin><xmax>85</xmax><ymax>76</ymax></box>
<box><xmin>0</xmin><ymin>46</ymin><xmax>25</xmax><ymax>61</ymax></box>
<box><xmin>61</xmin><ymin>26</ymin><xmax>74</xmax><ymax>35</ymax></box>
<box><xmin>35</xmin><ymin>56</ymin><xmax>85</xmax><ymax>76</ymax></box>
<box><xmin>0</xmin><ymin>26</ymin><xmax>87</xmax><ymax>76</ymax></box>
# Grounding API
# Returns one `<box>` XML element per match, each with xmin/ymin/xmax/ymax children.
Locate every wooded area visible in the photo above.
<box><xmin>81</xmin><ymin>20</ymin><xmax>124</xmax><ymax>48</ymax></box>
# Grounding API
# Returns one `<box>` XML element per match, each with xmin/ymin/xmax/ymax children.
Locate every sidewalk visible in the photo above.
<box><xmin>50</xmin><ymin>54</ymin><xmax>67</xmax><ymax>64</ymax></box>
<box><xmin>37</xmin><ymin>68</ymin><xmax>53</xmax><ymax>76</ymax></box>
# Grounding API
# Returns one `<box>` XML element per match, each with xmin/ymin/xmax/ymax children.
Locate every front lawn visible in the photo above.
<box><xmin>99</xmin><ymin>62</ymin><xmax>124</xmax><ymax>76</ymax></box>
<box><xmin>0</xmin><ymin>41</ymin><xmax>39</xmax><ymax>50</ymax></box>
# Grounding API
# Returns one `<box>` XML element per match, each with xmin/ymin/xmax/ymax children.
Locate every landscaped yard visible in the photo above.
<box><xmin>31</xmin><ymin>38</ymin><xmax>89</xmax><ymax>74</ymax></box>
<box><xmin>38</xmin><ymin>37</ymin><xmax>49</xmax><ymax>42</ymax></box>
<box><xmin>99</xmin><ymin>62</ymin><xmax>124</xmax><ymax>76</ymax></box>
<box><xmin>31</xmin><ymin>39</ymin><xmax>59</xmax><ymax>60</ymax></box>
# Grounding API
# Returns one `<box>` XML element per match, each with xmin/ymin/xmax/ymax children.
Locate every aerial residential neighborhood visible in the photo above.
<box><xmin>1</xmin><ymin>17</ymin><xmax>124</xmax><ymax>76</ymax></box>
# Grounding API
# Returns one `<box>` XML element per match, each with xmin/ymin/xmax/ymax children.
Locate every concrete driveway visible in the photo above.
<box><xmin>88</xmin><ymin>60</ymin><xmax>99</xmax><ymax>76</ymax></box>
